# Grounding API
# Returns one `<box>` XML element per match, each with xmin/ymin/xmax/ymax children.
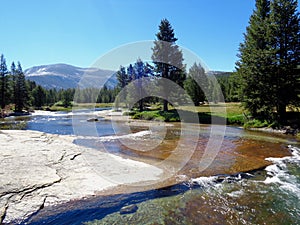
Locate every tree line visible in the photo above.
<box><xmin>0</xmin><ymin>54</ymin><xmax>76</xmax><ymax>114</ymax></box>
<box><xmin>0</xmin><ymin>55</ymin><xmax>119</xmax><ymax>116</ymax></box>
<box><xmin>236</xmin><ymin>0</ymin><xmax>300</xmax><ymax>123</ymax></box>
<box><xmin>115</xmin><ymin>59</ymin><xmax>234</xmax><ymax>111</ymax></box>
<box><xmin>1</xmin><ymin>0</ymin><xmax>298</xmax><ymax>125</ymax></box>
<box><xmin>115</xmin><ymin>19</ymin><xmax>230</xmax><ymax>112</ymax></box>
<box><xmin>74</xmin><ymin>86</ymin><xmax>119</xmax><ymax>104</ymax></box>
<box><xmin>116</xmin><ymin>0</ymin><xmax>300</xmax><ymax>125</ymax></box>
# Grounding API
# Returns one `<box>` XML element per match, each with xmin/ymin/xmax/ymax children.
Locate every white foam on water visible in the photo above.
<box><xmin>264</xmin><ymin>175</ymin><xmax>282</xmax><ymax>184</ymax></box>
<box><xmin>67</xmin><ymin>111</ymin><xmax>98</xmax><ymax>116</ymax></box>
<box><xmin>227</xmin><ymin>189</ymin><xmax>244</xmax><ymax>198</ymax></box>
<box><xmin>190</xmin><ymin>146</ymin><xmax>300</xmax><ymax>199</ymax></box>
<box><xmin>264</xmin><ymin>146</ymin><xmax>300</xmax><ymax>198</ymax></box>
<box><xmin>31</xmin><ymin>110</ymin><xmax>68</xmax><ymax>117</ymax></box>
<box><xmin>191</xmin><ymin>176</ymin><xmax>218</xmax><ymax>187</ymax></box>
<box><xmin>265</xmin><ymin>164</ymin><xmax>283</xmax><ymax>176</ymax></box>
<box><xmin>32</xmin><ymin>110</ymin><xmax>108</xmax><ymax>117</ymax></box>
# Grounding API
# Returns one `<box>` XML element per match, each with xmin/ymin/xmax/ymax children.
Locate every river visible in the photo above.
<box><xmin>10</xmin><ymin>109</ymin><xmax>300</xmax><ymax>224</ymax></box>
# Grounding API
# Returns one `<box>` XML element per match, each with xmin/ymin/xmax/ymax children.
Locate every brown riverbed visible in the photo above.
<box><xmin>90</xmin><ymin>122</ymin><xmax>295</xmax><ymax>194</ymax></box>
<box><xmin>26</xmin><ymin>121</ymin><xmax>299</xmax><ymax>224</ymax></box>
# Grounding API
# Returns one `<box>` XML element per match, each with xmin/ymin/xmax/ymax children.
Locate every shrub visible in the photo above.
<box><xmin>227</xmin><ymin>114</ymin><xmax>245</xmax><ymax>125</ymax></box>
<box><xmin>122</xmin><ymin>111</ymin><xmax>137</xmax><ymax>116</ymax></box>
<box><xmin>131</xmin><ymin>110</ymin><xmax>180</xmax><ymax>122</ymax></box>
<box><xmin>244</xmin><ymin>119</ymin><xmax>270</xmax><ymax>129</ymax></box>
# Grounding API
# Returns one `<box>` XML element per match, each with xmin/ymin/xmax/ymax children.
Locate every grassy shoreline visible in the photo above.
<box><xmin>2</xmin><ymin>102</ymin><xmax>299</xmax><ymax>137</ymax></box>
<box><xmin>44</xmin><ymin>103</ymin><xmax>114</xmax><ymax>112</ymax></box>
<box><xmin>129</xmin><ymin>103</ymin><xmax>245</xmax><ymax>125</ymax></box>
<box><xmin>126</xmin><ymin>103</ymin><xmax>300</xmax><ymax>137</ymax></box>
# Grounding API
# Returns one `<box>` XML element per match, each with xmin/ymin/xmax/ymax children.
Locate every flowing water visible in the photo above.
<box><xmin>82</xmin><ymin>147</ymin><xmax>300</xmax><ymax>225</ymax></box>
<box><xmin>12</xmin><ymin>110</ymin><xmax>300</xmax><ymax>224</ymax></box>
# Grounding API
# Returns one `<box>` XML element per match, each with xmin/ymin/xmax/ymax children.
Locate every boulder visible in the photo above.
<box><xmin>87</xmin><ymin>118</ymin><xmax>98</xmax><ymax>122</ymax></box>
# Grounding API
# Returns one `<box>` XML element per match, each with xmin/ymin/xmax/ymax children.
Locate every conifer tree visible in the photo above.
<box><xmin>236</xmin><ymin>0</ymin><xmax>274</xmax><ymax>120</ymax></box>
<box><xmin>62</xmin><ymin>89</ymin><xmax>74</xmax><ymax>108</ymax></box>
<box><xmin>124</xmin><ymin>64</ymin><xmax>135</xmax><ymax>106</ymax></box>
<box><xmin>237</xmin><ymin>0</ymin><xmax>300</xmax><ymax>123</ymax></box>
<box><xmin>133</xmin><ymin>59</ymin><xmax>149</xmax><ymax>112</ymax></box>
<box><xmin>11</xmin><ymin>62</ymin><xmax>17</xmax><ymax>106</ymax></box>
<box><xmin>0</xmin><ymin>54</ymin><xmax>9</xmax><ymax>110</ymax></box>
<box><xmin>270</xmin><ymin>0</ymin><xmax>300</xmax><ymax>122</ymax></box>
<box><xmin>116</xmin><ymin>66</ymin><xmax>128</xmax><ymax>89</ymax></box>
<box><xmin>116</xmin><ymin>66</ymin><xmax>128</xmax><ymax>107</ymax></box>
<box><xmin>32</xmin><ymin>85</ymin><xmax>46</xmax><ymax>108</ymax></box>
<box><xmin>152</xmin><ymin>19</ymin><xmax>185</xmax><ymax>111</ymax></box>
<box><xmin>184</xmin><ymin>63</ymin><xmax>208</xmax><ymax>106</ymax></box>
<box><xmin>14</xmin><ymin>62</ymin><xmax>28</xmax><ymax>112</ymax></box>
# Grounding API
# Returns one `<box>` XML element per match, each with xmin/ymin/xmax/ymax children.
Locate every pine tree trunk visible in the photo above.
<box><xmin>277</xmin><ymin>103</ymin><xmax>286</xmax><ymax>123</ymax></box>
<box><xmin>163</xmin><ymin>99</ymin><xmax>168</xmax><ymax>112</ymax></box>
<box><xmin>162</xmin><ymin>64</ymin><xmax>169</xmax><ymax>112</ymax></box>
<box><xmin>1</xmin><ymin>76</ymin><xmax>5</xmax><ymax>109</ymax></box>
<box><xmin>139</xmin><ymin>99</ymin><xmax>143</xmax><ymax>112</ymax></box>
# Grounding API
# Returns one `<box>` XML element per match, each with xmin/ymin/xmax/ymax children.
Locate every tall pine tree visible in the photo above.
<box><xmin>11</xmin><ymin>62</ymin><xmax>17</xmax><ymax>106</ymax></box>
<box><xmin>133</xmin><ymin>59</ymin><xmax>150</xmax><ymax>112</ymax></box>
<box><xmin>236</xmin><ymin>0</ymin><xmax>300</xmax><ymax>122</ymax></box>
<box><xmin>116</xmin><ymin>66</ymin><xmax>128</xmax><ymax>89</ymax></box>
<box><xmin>236</xmin><ymin>0</ymin><xmax>274</xmax><ymax>120</ymax></box>
<box><xmin>184</xmin><ymin>63</ymin><xmax>209</xmax><ymax>106</ymax></box>
<box><xmin>32</xmin><ymin>85</ymin><xmax>46</xmax><ymax>108</ymax></box>
<box><xmin>0</xmin><ymin>54</ymin><xmax>9</xmax><ymax>110</ymax></box>
<box><xmin>152</xmin><ymin>19</ymin><xmax>185</xmax><ymax>111</ymax></box>
<box><xmin>14</xmin><ymin>62</ymin><xmax>28</xmax><ymax>112</ymax></box>
<box><xmin>270</xmin><ymin>0</ymin><xmax>300</xmax><ymax>122</ymax></box>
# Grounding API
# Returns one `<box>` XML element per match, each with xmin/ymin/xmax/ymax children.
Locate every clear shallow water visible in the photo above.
<box><xmin>27</xmin><ymin>109</ymin><xmax>115</xmax><ymax>136</ymax></box>
<box><xmin>25</xmin><ymin>147</ymin><xmax>300</xmax><ymax>225</ymax></box>
<box><xmin>90</xmin><ymin>147</ymin><xmax>300</xmax><ymax>225</ymax></box>
<box><xmin>21</xmin><ymin>111</ymin><xmax>300</xmax><ymax>225</ymax></box>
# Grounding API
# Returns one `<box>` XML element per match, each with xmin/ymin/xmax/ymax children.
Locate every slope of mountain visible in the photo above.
<box><xmin>206</xmin><ymin>71</ymin><xmax>232</xmax><ymax>78</ymax></box>
<box><xmin>25</xmin><ymin>63</ymin><xmax>117</xmax><ymax>89</ymax></box>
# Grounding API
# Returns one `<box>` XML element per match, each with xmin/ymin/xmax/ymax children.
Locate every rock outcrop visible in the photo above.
<box><xmin>0</xmin><ymin>130</ymin><xmax>162</xmax><ymax>224</ymax></box>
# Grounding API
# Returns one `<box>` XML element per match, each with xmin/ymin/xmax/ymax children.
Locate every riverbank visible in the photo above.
<box><xmin>1</xmin><ymin>108</ymin><xmax>298</xmax><ymax>224</ymax></box>
<box><xmin>0</xmin><ymin>130</ymin><xmax>162</xmax><ymax>224</ymax></box>
<box><xmin>247</xmin><ymin>126</ymin><xmax>300</xmax><ymax>137</ymax></box>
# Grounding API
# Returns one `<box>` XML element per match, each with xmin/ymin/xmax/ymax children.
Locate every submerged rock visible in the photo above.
<box><xmin>216</xmin><ymin>175</ymin><xmax>228</xmax><ymax>183</ymax></box>
<box><xmin>87</xmin><ymin>118</ymin><xmax>98</xmax><ymax>122</ymax></box>
<box><xmin>284</xmin><ymin>126</ymin><xmax>299</xmax><ymax>136</ymax></box>
<box><xmin>120</xmin><ymin>204</ymin><xmax>138</xmax><ymax>214</ymax></box>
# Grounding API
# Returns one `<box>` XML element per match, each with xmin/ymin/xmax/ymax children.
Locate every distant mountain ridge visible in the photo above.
<box><xmin>25</xmin><ymin>63</ymin><xmax>117</xmax><ymax>89</ymax></box>
<box><xmin>24</xmin><ymin>64</ymin><xmax>231</xmax><ymax>90</ymax></box>
<box><xmin>206</xmin><ymin>71</ymin><xmax>232</xmax><ymax>77</ymax></box>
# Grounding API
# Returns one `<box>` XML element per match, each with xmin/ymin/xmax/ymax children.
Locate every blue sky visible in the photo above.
<box><xmin>0</xmin><ymin>0</ymin><xmax>256</xmax><ymax>71</ymax></box>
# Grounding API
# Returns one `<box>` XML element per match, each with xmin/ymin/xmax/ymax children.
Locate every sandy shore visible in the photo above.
<box><xmin>0</xmin><ymin>130</ymin><xmax>162</xmax><ymax>224</ymax></box>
